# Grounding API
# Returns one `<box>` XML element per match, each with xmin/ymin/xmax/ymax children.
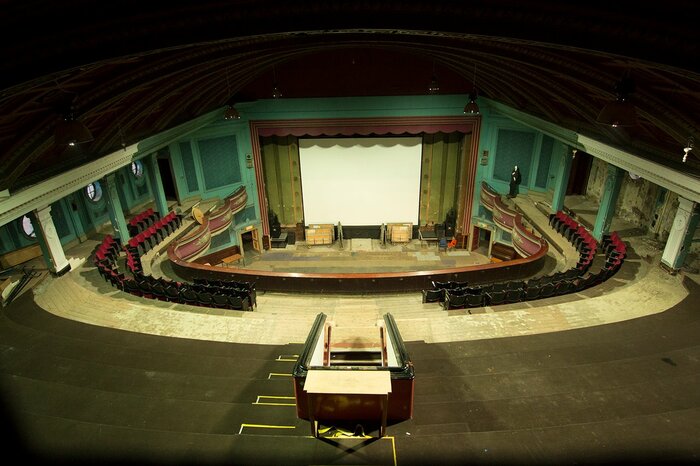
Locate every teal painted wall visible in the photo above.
<box><xmin>0</xmin><ymin>163</ymin><xmax>154</xmax><ymax>257</ymax></box>
<box><xmin>470</xmin><ymin>106</ymin><xmax>558</xmax><ymax>235</ymax></box>
<box><xmin>2</xmin><ymin>94</ymin><xmax>568</xmax><ymax>260</ymax></box>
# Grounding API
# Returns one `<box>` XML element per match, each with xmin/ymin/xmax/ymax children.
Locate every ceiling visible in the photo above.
<box><xmin>1</xmin><ymin>0</ymin><xmax>698</xmax><ymax>193</ymax></box>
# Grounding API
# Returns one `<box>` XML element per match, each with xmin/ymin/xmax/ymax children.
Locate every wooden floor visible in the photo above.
<box><xmin>1</xmin><ymin>195</ymin><xmax>699</xmax><ymax>465</ymax></box>
<box><xmin>228</xmin><ymin>238</ymin><xmax>493</xmax><ymax>273</ymax></box>
<box><xmin>1</xmin><ymin>268</ymin><xmax>698</xmax><ymax>465</ymax></box>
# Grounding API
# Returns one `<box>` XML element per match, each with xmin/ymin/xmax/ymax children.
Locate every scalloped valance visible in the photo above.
<box><xmin>254</xmin><ymin>117</ymin><xmax>474</xmax><ymax>138</ymax></box>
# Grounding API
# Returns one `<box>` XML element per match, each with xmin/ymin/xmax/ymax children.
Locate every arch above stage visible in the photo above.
<box><xmin>249</xmin><ymin>116</ymin><xmax>482</xmax><ymax>240</ymax></box>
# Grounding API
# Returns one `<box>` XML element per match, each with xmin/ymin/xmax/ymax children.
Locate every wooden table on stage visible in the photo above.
<box><xmin>303</xmin><ymin>369</ymin><xmax>392</xmax><ymax>437</ymax></box>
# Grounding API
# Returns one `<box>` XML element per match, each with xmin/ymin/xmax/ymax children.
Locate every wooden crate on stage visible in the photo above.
<box><xmin>387</xmin><ymin>222</ymin><xmax>412</xmax><ymax>244</ymax></box>
<box><xmin>305</xmin><ymin>224</ymin><xmax>334</xmax><ymax>245</ymax></box>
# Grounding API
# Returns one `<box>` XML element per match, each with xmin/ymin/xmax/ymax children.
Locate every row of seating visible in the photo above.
<box><xmin>424</xmin><ymin>274</ymin><xmax>583</xmax><ymax>309</ymax></box>
<box><xmin>186</xmin><ymin>279</ymin><xmax>256</xmax><ymax>307</ymax></box>
<box><xmin>125</xmin><ymin>248</ymin><xmax>143</xmax><ymax>274</ymax></box>
<box><xmin>192</xmin><ymin>277</ymin><xmax>255</xmax><ymax>290</ymax></box>
<box><xmin>550</xmin><ymin>210</ymin><xmax>600</xmax><ymax>272</ymax></box>
<box><xmin>552</xmin><ymin>212</ymin><xmax>626</xmax><ymax>279</ymax></box>
<box><xmin>125</xmin><ymin>210</ymin><xmax>182</xmax><ymax>258</ymax></box>
<box><xmin>119</xmin><ymin>273</ymin><xmax>253</xmax><ymax>311</ymax></box>
<box><xmin>93</xmin><ymin>234</ymin><xmax>120</xmax><ymax>264</ymax></box>
<box><xmin>93</xmin><ymin>216</ymin><xmax>256</xmax><ymax>312</ymax></box>
<box><xmin>94</xmin><ymin>235</ymin><xmax>122</xmax><ymax>284</ymax></box>
<box><xmin>422</xmin><ymin>210</ymin><xmax>626</xmax><ymax>311</ymax></box>
<box><xmin>602</xmin><ymin>231</ymin><xmax>626</xmax><ymax>276</ymax></box>
<box><xmin>127</xmin><ymin>207</ymin><xmax>161</xmax><ymax>237</ymax></box>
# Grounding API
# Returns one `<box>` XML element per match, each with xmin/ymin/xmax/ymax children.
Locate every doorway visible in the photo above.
<box><xmin>157</xmin><ymin>157</ymin><xmax>178</xmax><ymax>202</ymax></box>
<box><xmin>241</xmin><ymin>230</ymin><xmax>255</xmax><ymax>254</ymax></box>
<box><xmin>239</xmin><ymin>227</ymin><xmax>262</xmax><ymax>262</ymax></box>
<box><xmin>566</xmin><ymin>150</ymin><xmax>593</xmax><ymax>195</ymax></box>
<box><xmin>470</xmin><ymin>226</ymin><xmax>492</xmax><ymax>255</ymax></box>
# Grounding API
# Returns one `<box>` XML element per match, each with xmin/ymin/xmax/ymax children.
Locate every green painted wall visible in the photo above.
<box><xmin>0</xmin><ymin>164</ymin><xmax>154</xmax><ymax>257</ymax></box>
<box><xmin>2</xmin><ymin>93</ymin><xmax>569</xmax><ymax>259</ymax></box>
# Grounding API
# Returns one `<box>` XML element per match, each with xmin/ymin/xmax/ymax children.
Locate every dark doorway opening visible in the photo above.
<box><xmin>157</xmin><ymin>157</ymin><xmax>178</xmax><ymax>201</ymax></box>
<box><xmin>471</xmin><ymin>226</ymin><xmax>492</xmax><ymax>254</ymax></box>
<box><xmin>241</xmin><ymin>230</ymin><xmax>255</xmax><ymax>254</ymax></box>
<box><xmin>566</xmin><ymin>150</ymin><xmax>593</xmax><ymax>195</ymax></box>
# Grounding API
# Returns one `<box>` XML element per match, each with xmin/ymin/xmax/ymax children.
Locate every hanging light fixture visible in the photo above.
<box><xmin>54</xmin><ymin>111</ymin><xmax>93</xmax><ymax>146</ymax></box>
<box><xmin>596</xmin><ymin>76</ymin><xmax>637</xmax><ymax>127</ymax></box>
<box><xmin>222</xmin><ymin>69</ymin><xmax>241</xmax><ymax>120</ymax></box>
<box><xmin>463</xmin><ymin>64</ymin><xmax>480</xmax><ymax>115</ymax></box>
<box><xmin>683</xmin><ymin>136</ymin><xmax>694</xmax><ymax>163</ymax></box>
<box><xmin>223</xmin><ymin>104</ymin><xmax>241</xmax><ymax>120</ymax></box>
<box><xmin>50</xmin><ymin>87</ymin><xmax>94</xmax><ymax>146</ymax></box>
<box><xmin>428</xmin><ymin>60</ymin><xmax>439</xmax><ymax>94</ymax></box>
<box><xmin>272</xmin><ymin>65</ymin><xmax>282</xmax><ymax>99</ymax></box>
<box><xmin>428</xmin><ymin>75</ymin><xmax>440</xmax><ymax>94</ymax></box>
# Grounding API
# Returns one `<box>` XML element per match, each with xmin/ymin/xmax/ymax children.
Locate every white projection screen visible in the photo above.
<box><xmin>298</xmin><ymin>137</ymin><xmax>422</xmax><ymax>226</ymax></box>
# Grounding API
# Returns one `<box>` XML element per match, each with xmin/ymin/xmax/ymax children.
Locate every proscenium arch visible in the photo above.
<box><xmin>248</xmin><ymin>116</ymin><xmax>481</xmax><ymax>239</ymax></box>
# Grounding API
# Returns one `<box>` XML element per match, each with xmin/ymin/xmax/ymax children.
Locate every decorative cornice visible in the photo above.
<box><xmin>0</xmin><ymin>108</ymin><xmax>222</xmax><ymax>228</ymax></box>
<box><xmin>0</xmin><ymin>144</ymin><xmax>138</xmax><ymax>227</ymax></box>
<box><xmin>577</xmin><ymin>135</ymin><xmax>700</xmax><ymax>204</ymax></box>
<box><xmin>489</xmin><ymin>101</ymin><xmax>700</xmax><ymax>203</ymax></box>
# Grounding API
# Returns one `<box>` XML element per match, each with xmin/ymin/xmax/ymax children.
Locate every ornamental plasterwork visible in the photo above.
<box><xmin>0</xmin><ymin>145</ymin><xmax>138</xmax><ymax>227</ymax></box>
<box><xmin>578</xmin><ymin>135</ymin><xmax>700</xmax><ymax>204</ymax></box>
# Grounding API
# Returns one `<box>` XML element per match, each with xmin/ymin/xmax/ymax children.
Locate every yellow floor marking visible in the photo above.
<box><xmin>298</xmin><ymin>434</ymin><xmax>397</xmax><ymax>465</ymax></box>
<box><xmin>253</xmin><ymin>402</ymin><xmax>297</xmax><ymax>406</ymax></box>
<box><xmin>253</xmin><ymin>395</ymin><xmax>297</xmax><ymax>406</ymax></box>
<box><xmin>388</xmin><ymin>436</ymin><xmax>397</xmax><ymax>466</ymax></box>
<box><xmin>276</xmin><ymin>358</ymin><xmax>297</xmax><ymax>362</ymax></box>
<box><xmin>268</xmin><ymin>372</ymin><xmax>292</xmax><ymax>379</ymax></box>
<box><xmin>238</xmin><ymin>423</ymin><xmax>296</xmax><ymax>434</ymax></box>
<box><xmin>276</xmin><ymin>354</ymin><xmax>299</xmax><ymax>361</ymax></box>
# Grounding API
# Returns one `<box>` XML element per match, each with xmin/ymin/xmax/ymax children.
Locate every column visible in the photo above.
<box><xmin>67</xmin><ymin>196</ymin><xmax>87</xmax><ymax>242</ymax></box>
<box><xmin>146</xmin><ymin>153</ymin><xmax>169</xmax><ymax>217</ymax></box>
<box><xmin>661</xmin><ymin>197</ymin><xmax>699</xmax><ymax>272</ymax></box>
<box><xmin>103</xmin><ymin>173</ymin><xmax>129</xmax><ymax>242</ymax></box>
<box><xmin>30</xmin><ymin>205</ymin><xmax>71</xmax><ymax>275</ymax></box>
<box><xmin>550</xmin><ymin>147</ymin><xmax>574</xmax><ymax>214</ymax></box>
<box><xmin>592</xmin><ymin>164</ymin><xmax>624</xmax><ymax>240</ymax></box>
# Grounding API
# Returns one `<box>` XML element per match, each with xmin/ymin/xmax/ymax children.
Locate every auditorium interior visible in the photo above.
<box><xmin>0</xmin><ymin>2</ymin><xmax>699</xmax><ymax>465</ymax></box>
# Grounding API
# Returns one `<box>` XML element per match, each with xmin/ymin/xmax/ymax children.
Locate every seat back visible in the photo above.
<box><xmin>443</xmin><ymin>291</ymin><xmax>467</xmax><ymax>310</ymax></box>
<box><xmin>422</xmin><ymin>288</ymin><xmax>445</xmax><ymax>303</ymax></box>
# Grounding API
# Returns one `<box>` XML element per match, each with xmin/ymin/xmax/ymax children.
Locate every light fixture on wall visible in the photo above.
<box><xmin>463</xmin><ymin>64</ymin><xmax>480</xmax><ymax>115</ymax></box>
<box><xmin>596</xmin><ymin>76</ymin><xmax>637</xmax><ymax>127</ymax></box>
<box><xmin>683</xmin><ymin>136</ymin><xmax>694</xmax><ymax>163</ymax></box>
<box><xmin>54</xmin><ymin>112</ymin><xmax>93</xmax><ymax>146</ymax></box>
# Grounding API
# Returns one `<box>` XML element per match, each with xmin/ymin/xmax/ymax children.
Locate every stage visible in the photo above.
<box><xmin>168</xmin><ymin>236</ymin><xmax>550</xmax><ymax>293</ymax></box>
<box><xmin>227</xmin><ymin>239</ymin><xmax>490</xmax><ymax>274</ymax></box>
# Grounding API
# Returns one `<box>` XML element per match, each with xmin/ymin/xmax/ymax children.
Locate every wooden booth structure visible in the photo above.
<box><xmin>292</xmin><ymin>313</ymin><xmax>415</xmax><ymax>437</ymax></box>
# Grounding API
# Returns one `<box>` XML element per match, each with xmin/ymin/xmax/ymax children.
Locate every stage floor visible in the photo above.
<box><xmin>229</xmin><ymin>239</ymin><xmax>493</xmax><ymax>273</ymax></box>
